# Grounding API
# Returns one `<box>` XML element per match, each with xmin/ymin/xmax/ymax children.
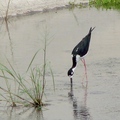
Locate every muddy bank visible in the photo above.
<box><xmin>0</xmin><ymin>0</ymin><xmax>89</xmax><ymax>18</ymax></box>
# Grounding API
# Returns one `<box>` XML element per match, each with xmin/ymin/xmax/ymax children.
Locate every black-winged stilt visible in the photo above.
<box><xmin>67</xmin><ymin>27</ymin><xmax>95</xmax><ymax>84</ymax></box>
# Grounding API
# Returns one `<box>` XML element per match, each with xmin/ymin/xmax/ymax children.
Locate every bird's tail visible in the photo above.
<box><xmin>89</xmin><ymin>27</ymin><xmax>95</xmax><ymax>34</ymax></box>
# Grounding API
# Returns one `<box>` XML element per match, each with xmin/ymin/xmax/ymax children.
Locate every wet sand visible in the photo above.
<box><xmin>0</xmin><ymin>7</ymin><xmax>120</xmax><ymax>120</ymax></box>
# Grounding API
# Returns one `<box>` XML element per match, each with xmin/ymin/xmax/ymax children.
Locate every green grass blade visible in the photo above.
<box><xmin>48</xmin><ymin>63</ymin><xmax>55</xmax><ymax>91</ymax></box>
<box><xmin>26</xmin><ymin>49</ymin><xmax>40</xmax><ymax>72</ymax></box>
<box><xmin>6</xmin><ymin>58</ymin><xmax>18</xmax><ymax>78</ymax></box>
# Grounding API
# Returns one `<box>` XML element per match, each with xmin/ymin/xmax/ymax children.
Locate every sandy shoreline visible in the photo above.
<box><xmin>0</xmin><ymin>0</ymin><xmax>89</xmax><ymax>18</ymax></box>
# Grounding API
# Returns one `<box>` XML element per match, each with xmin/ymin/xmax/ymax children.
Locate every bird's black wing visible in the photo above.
<box><xmin>72</xmin><ymin>33</ymin><xmax>91</xmax><ymax>57</ymax></box>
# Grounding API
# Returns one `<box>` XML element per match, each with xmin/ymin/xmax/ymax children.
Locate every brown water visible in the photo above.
<box><xmin>0</xmin><ymin>7</ymin><xmax>120</xmax><ymax>120</ymax></box>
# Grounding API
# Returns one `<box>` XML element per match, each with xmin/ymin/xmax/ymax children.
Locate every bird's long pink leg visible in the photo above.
<box><xmin>81</xmin><ymin>58</ymin><xmax>87</xmax><ymax>80</ymax></box>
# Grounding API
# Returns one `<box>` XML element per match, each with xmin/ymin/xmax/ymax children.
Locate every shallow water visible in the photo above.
<box><xmin>0</xmin><ymin>7</ymin><xmax>120</xmax><ymax>120</ymax></box>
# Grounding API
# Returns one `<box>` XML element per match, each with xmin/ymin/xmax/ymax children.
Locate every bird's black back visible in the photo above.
<box><xmin>72</xmin><ymin>27</ymin><xmax>94</xmax><ymax>57</ymax></box>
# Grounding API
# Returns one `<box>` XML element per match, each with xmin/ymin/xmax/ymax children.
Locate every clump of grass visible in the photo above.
<box><xmin>89</xmin><ymin>0</ymin><xmax>120</xmax><ymax>10</ymax></box>
<box><xmin>69</xmin><ymin>1</ymin><xmax>89</xmax><ymax>9</ymax></box>
<box><xmin>0</xmin><ymin>29</ymin><xmax>54</xmax><ymax>108</ymax></box>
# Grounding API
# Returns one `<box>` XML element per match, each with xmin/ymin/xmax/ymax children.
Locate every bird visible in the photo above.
<box><xmin>67</xmin><ymin>27</ymin><xmax>95</xmax><ymax>84</ymax></box>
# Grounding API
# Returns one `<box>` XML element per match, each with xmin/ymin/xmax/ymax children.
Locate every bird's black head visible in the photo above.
<box><xmin>67</xmin><ymin>68</ymin><xmax>74</xmax><ymax>78</ymax></box>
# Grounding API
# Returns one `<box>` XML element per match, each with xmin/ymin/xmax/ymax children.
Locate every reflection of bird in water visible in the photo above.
<box><xmin>68</xmin><ymin>81</ymin><xmax>91</xmax><ymax>120</ymax></box>
<box><xmin>67</xmin><ymin>27</ymin><xmax>95</xmax><ymax>85</ymax></box>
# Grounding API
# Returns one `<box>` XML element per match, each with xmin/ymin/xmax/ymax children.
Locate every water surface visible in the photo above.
<box><xmin>0</xmin><ymin>7</ymin><xmax>120</xmax><ymax>120</ymax></box>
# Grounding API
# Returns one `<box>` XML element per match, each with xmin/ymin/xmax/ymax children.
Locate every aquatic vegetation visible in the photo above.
<box><xmin>69</xmin><ymin>1</ymin><xmax>89</xmax><ymax>9</ymax></box>
<box><xmin>89</xmin><ymin>0</ymin><xmax>120</xmax><ymax>10</ymax></box>
<box><xmin>0</xmin><ymin>30</ymin><xmax>55</xmax><ymax>108</ymax></box>
<box><xmin>68</xmin><ymin>0</ymin><xmax>120</xmax><ymax>10</ymax></box>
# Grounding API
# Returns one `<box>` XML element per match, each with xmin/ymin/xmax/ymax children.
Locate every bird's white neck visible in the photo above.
<box><xmin>72</xmin><ymin>67</ymin><xmax>76</xmax><ymax>72</ymax></box>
